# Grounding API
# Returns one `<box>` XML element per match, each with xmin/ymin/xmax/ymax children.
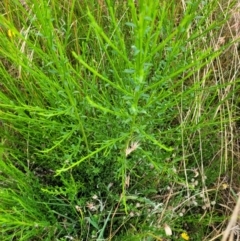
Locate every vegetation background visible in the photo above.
<box><xmin>0</xmin><ymin>0</ymin><xmax>239</xmax><ymax>240</ymax></box>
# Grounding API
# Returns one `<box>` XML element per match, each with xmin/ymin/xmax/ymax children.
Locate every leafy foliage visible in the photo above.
<box><xmin>0</xmin><ymin>0</ymin><xmax>239</xmax><ymax>240</ymax></box>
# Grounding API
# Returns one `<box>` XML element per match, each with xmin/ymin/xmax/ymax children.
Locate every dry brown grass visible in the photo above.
<box><xmin>207</xmin><ymin>1</ymin><xmax>240</xmax><ymax>240</ymax></box>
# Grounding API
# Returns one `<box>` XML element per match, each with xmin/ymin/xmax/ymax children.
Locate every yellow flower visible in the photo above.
<box><xmin>221</xmin><ymin>183</ymin><xmax>229</xmax><ymax>190</ymax></box>
<box><xmin>7</xmin><ymin>29</ymin><xmax>16</xmax><ymax>38</ymax></box>
<box><xmin>181</xmin><ymin>232</ymin><xmax>190</xmax><ymax>240</ymax></box>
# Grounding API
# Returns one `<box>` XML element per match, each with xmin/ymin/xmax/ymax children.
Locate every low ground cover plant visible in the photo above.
<box><xmin>0</xmin><ymin>0</ymin><xmax>239</xmax><ymax>240</ymax></box>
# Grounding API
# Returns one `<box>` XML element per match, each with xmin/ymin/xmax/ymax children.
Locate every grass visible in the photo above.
<box><xmin>0</xmin><ymin>0</ymin><xmax>239</xmax><ymax>240</ymax></box>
